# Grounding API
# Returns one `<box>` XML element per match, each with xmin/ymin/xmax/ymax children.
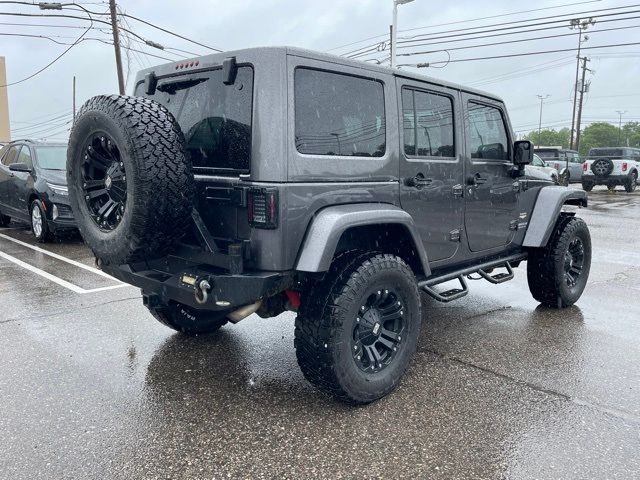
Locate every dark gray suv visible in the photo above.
<box><xmin>67</xmin><ymin>47</ymin><xmax>591</xmax><ymax>403</ymax></box>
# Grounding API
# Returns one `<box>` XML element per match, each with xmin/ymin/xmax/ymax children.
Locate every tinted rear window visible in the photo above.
<box><xmin>588</xmin><ymin>148</ymin><xmax>623</xmax><ymax>157</ymax></box>
<box><xmin>535</xmin><ymin>150</ymin><xmax>559</xmax><ymax>158</ymax></box>
<box><xmin>294</xmin><ymin>68</ymin><xmax>386</xmax><ymax>157</ymax></box>
<box><xmin>136</xmin><ymin>66</ymin><xmax>254</xmax><ymax>173</ymax></box>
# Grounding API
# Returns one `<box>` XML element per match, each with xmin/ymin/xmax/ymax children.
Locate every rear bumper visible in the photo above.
<box><xmin>582</xmin><ymin>174</ymin><xmax>632</xmax><ymax>185</ymax></box>
<box><xmin>103</xmin><ymin>262</ymin><xmax>294</xmax><ymax>311</ymax></box>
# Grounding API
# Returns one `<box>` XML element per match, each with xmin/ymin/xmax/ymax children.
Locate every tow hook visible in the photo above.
<box><xmin>194</xmin><ymin>278</ymin><xmax>211</xmax><ymax>305</ymax></box>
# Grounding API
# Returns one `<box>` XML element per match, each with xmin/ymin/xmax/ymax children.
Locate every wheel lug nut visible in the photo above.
<box><xmin>353</xmin><ymin>345</ymin><xmax>357</xmax><ymax>350</ymax></box>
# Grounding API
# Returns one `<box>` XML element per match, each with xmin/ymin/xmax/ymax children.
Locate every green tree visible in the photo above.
<box><xmin>524</xmin><ymin>128</ymin><xmax>571</xmax><ymax>148</ymax></box>
<box><xmin>579</xmin><ymin>122</ymin><xmax>621</xmax><ymax>155</ymax></box>
<box><xmin>622</xmin><ymin>122</ymin><xmax>640</xmax><ymax>148</ymax></box>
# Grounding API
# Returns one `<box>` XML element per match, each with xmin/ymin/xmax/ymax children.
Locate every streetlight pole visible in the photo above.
<box><xmin>391</xmin><ymin>0</ymin><xmax>415</xmax><ymax>68</ymax></box>
<box><xmin>616</xmin><ymin>110</ymin><xmax>627</xmax><ymax>145</ymax></box>
<box><xmin>536</xmin><ymin>94</ymin><xmax>550</xmax><ymax>143</ymax></box>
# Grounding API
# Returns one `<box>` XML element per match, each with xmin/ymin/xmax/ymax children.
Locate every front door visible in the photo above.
<box><xmin>462</xmin><ymin>96</ymin><xmax>519</xmax><ymax>252</ymax></box>
<box><xmin>398</xmin><ymin>80</ymin><xmax>464</xmax><ymax>263</ymax></box>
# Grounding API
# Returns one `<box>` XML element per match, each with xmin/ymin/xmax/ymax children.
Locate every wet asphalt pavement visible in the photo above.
<box><xmin>0</xmin><ymin>186</ymin><xmax>639</xmax><ymax>479</ymax></box>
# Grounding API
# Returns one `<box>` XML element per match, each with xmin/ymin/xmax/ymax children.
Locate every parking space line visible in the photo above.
<box><xmin>0</xmin><ymin>233</ymin><xmax>120</xmax><ymax>282</ymax></box>
<box><xmin>0</xmin><ymin>251</ymin><xmax>132</xmax><ymax>294</ymax></box>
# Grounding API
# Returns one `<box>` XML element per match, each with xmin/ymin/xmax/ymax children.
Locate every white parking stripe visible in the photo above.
<box><xmin>0</xmin><ymin>250</ymin><xmax>86</xmax><ymax>293</ymax></box>
<box><xmin>0</xmin><ymin>251</ymin><xmax>132</xmax><ymax>294</ymax></box>
<box><xmin>0</xmin><ymin>233</ymin><xmax>120</xmax><ymax>282</ymax></box>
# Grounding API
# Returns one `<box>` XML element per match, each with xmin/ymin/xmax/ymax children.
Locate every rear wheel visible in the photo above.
<box><xmin>148</xmin><ymin>301</ymin><xmax>228</xmax><ymax>335</ymax></box>
<box><xmin>607</xmin><ymin>185</ymin><xmax>617</xmax><ymax>192</ymax></box>
<box><xmin>527</xmin><ymin>216</ymin><xmax>591</xmax><ymax>308</ymax></box>
<box><xmin>30</xmin><ymin>201</ymin><xmax>51</xmax><ymax>243</ymax></box>
<box><xmin>624</xmin><ymin>172</ymin><xmax>637</xmax><ymax>193</ymax></box>
<box><xmin>294</xmin><ymin>253</ymin><xmax>421</xmax><ymax>404</ymax></box>
<box><xmin>582</xmin><ymin>182</ymin><xmax>594</xmax><ymax>192</ymax></box>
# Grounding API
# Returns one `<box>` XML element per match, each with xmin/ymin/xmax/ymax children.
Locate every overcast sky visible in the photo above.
<box><xmin>3</xmin><ymin>0</ymin><xmax>639</xmax><ymax>140</ymax></box>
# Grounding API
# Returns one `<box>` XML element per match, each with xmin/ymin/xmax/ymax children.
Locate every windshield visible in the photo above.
<box><xmin>136</xmin><ymin>66</ymin><xmax>254</xmax><ymax>173</ymax></box>
<box><xmin>588</xmin><ymin>148</ymin><xmax>623</xmax><ymax>157</ymax></box>
<box><xmin>35</xmin><ymin>146</ymin><xmax>67</xmax><ymax>170</ymax></box>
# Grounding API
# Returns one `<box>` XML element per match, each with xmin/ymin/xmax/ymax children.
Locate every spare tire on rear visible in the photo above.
<box><xmin>67</xmin><ymin>95</ymin><xmax>194</xmax><ymax>265</ymax></box>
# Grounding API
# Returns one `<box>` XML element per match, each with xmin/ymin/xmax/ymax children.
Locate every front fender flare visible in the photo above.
<box><xmin>522</xmin><ymin>186</ymin><xmax>587</xmax><ymax>248</ymax></box>
<box><xmin>295</xmin><ymin>203</ymin><xmax>430</xmax><ymax>275</ymax></box>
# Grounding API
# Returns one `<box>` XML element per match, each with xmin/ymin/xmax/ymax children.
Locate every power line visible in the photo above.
<box><xmin>395</xmin><ymin>22</ymin><xmax>640</xmax><ymax>59</ymax></box>
<box><xmin>327</xmin><ymin>0</ymin><xmax>602</xmax><ymax>53</ymax></box>
<box><xmin>343</xmin><ymin>4</ymin><xmax>640</xmax><ymax>58</ymax></box>
<box><xmin>397</xmin><ymin>41</ymin><xmax>640</xmax><ymax>67</ymax></box>
<box><xmin>0</xmin><ymin>3</ymin><xmax>94</xmax><ymax>87</ymax></box>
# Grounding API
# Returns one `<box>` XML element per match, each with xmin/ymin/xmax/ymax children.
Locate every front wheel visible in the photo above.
<box><xmin>559</xmin><ymin>170</ymin><xmax>570</xmax><ymax>186</ymax></box>
<box><xmin>582</xmin><ymin>182</ymin><xmax>594</xmax><ymax>192</ymax></box>
<box><xmin>624</xmin><ymin>172</ymin><xmax>637</xmax><ymax>193</ymax></box>
<box><xmin>295</xmin><ymin>253</ymin><xmax>421</xmax><ymax>404</ymax></box>
<box><xmin>527</xmin><ymin>216</ymin><xmax>591</xmax><ymax>308</ymax></box>
<box><xmin>30</xmin><ymin>201</ymin><xmax>51</xmax><ymax>243</ymax></box>
<box><xmin>148</xmin><ymin>301</ymin><xmax>228</xmax><ymax>335</ymax></box>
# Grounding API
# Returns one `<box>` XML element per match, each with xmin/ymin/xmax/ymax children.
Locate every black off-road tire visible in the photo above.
<box><xmin>607</xmin><ymin>185</ymin><xmax>617</xmax><ymax>192</ymax></box>
<box><xmin>294</xmin><ymin>253</ymin><xmax>422</xmax><ymax>404</ymax></box>
<box><xmin>624</xmin><ymin>172</ymin><xmax>637</xmax><ymax>193</ymax></box>
<box><xmin>527</xmin><ymin>215</ymin><xmax>591</xmax><ymax>308</ymax></box>
<box><xmin>148</xmin><ymin>301</ymin><xmax>228</xmax><ymax>335</ymax></box>
<box><xmin>0</xmin><ymin>212</ymin><xmax>10</xmax><ymax>227</ymax></box>
<box><xmin>67</xmin><ymin>95</ymin><xmax>194</xmax><ymax>265</ymax></box>
<box><xmin>559</xmin><ymin>170</ymin><xmax>570</xmax><ymax>186</ymax></box>
<box><xmin>581</xmin><ymin>182</ymin><xmax>594</xmax><ymax>192</ymax></box>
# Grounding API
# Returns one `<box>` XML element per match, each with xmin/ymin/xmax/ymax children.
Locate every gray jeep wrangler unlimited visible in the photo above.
<box><xmin>67</xmin><ymin>47</ymin><xmax>591</xmax><ymax>403</ymax></box>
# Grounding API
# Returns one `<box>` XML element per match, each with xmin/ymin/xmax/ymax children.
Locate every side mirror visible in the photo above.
<box><xmin>9</xmin><ymin>162</ymin><xmax>31</xmax><ymax>173</ymax></box>
<box><xmin>513</xmin><ymin>141</ymin><xmax>533</xmax><ymax>165</ymax></box>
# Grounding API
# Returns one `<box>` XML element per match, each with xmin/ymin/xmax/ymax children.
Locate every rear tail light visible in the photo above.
<box><xmin>248</xmin><ymin>188</ymin><xmax>278</xmax><ymax>229</ymax></box>
<box><xmin>583</xmin><ymin>162</ymin><xmax>588</xmax><ymax>172</ymax></box>
<box><xmin>622</xmin><ymin>162</ymin><xmax>628</xmax><ymax>172</ymax></box>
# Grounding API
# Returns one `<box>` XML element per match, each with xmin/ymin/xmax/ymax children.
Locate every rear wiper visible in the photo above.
<box><xmin>156</xmin><ymin>77</ymin><xmax>207</xmax><ymax>94</ymax></box>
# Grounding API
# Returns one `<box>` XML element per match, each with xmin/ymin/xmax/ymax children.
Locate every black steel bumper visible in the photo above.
<box><xmin>103</xmin><ymin>261</ymin><xmax>294</xmax><ymax>311</ymax></box>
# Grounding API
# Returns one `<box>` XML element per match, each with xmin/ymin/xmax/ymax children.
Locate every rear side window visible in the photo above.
<box><xmin>136</xmin><ymin>66</ymin><xmax>254</xmax><ymax>173</ymax></box>
<box><xmin>401</xmin><ymin>87</ymin><xmax>455</xmax><ymax>158</ymax></box>
<box><xmin>295</xmin><ymin>68</ymin><xmax>386</xmax><ymax>157</ymax></box>
<box><xmin>589</xmin><ymin>148</ymin><xmax>623</xmax><ymax>157</ymax></box>
<box><xmin>467</xmin><ymin>102</ymin><xmax>509</xmax><ymax>161</ymax></box>
<box><xmin>536</xmin><ymin>150</ymin><xmax>558</xmax><ymax>158</ymax></box>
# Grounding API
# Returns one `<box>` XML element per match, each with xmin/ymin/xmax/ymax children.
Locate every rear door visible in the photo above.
<box><xmin>8</xmin><ymin>145</ymin><xmax>33</xmax><ymax>213</ymax></box>
<box><xmin>397</xmin><ymin>79</ymin><xmax>463</xmax><ymax>262</ymax></box>
<box><xmin>462</xmin><ymin>95</ymin><xmax>519</xmax><ymax>252</ymax></box>
<box><xmin>0</xmin><ymin>145</ymin><xmax>19</xmax><ymax>210</ymax></box>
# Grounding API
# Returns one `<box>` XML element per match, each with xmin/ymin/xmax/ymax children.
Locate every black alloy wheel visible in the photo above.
<box><xmin>81</xmin><ymin>133</ymin><xmax>127</xmax><ymax>231</ymax></box>
<box><xmin>352</xmin><ymin>289</ymin><xmax>405</xmax><ymax>373</ymax></box>
<box><xmin>563</xmin><ymin>237</ymin><xmax>585</xmax><ymax>288</ymax></box>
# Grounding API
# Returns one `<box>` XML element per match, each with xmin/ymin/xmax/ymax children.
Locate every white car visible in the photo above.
<box><xmin>582</xmin><ymin>147</ymin><xmax>640</xmax><ymax>193</ymax></box>
<box><xmin>526</xmin><ymin>154</ymin><xmax>559</xmax><ymax>184</ymax></box>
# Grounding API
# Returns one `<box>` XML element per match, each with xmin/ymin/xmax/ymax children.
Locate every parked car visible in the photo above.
<box><xmin>0</xmin><ymin>140</ymin><xmax>77</xmax><ymax>241</ymax></box>
<box><xmin>66</xmin><ymin>47</ymin><xmax>591</xmax><ymax>404</ymax></box>
<box><xmin>527</xmin><ymin>153</ymin><xmax>559</xmax><ymax>183</ymax></box>
<box><xmin>582</xmin><ymin>147</ymin><xmax>640</xmax><ymax>192</ymax></box>
<box><xmin>534</xmin><ymin>147</ymin><xmax>583</xmax><ymax>185</ymax></box>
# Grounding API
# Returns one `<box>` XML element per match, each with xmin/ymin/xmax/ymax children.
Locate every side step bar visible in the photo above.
<box><xmin>418</xmin><ymin>253</ymin><xmax>526</xmax><ymax>303</ymax></box>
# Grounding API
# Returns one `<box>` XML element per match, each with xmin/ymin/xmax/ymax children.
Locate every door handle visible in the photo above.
<box><xmin>467</xmin><ymin>173</ymin><xmax>487</xmax><ymax>186</ymax></box>
<box><xmin>405</xmin><ymin>173</ymin><xmax>433</xmax><ymax>188</ymax></box>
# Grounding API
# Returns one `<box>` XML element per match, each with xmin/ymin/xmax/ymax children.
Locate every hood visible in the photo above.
<box><xmin>38</xmin><ymin>169</ymin><xmax>67</xmax><ymax>185</ymax></box>
<box><xmin>524</xmin><ymin>165</ymin><xmax>553</xmax><ymax>182</ymax></box>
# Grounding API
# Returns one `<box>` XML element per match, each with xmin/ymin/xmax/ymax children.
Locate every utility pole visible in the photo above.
<box><xmin>109</xmin><ymin>0</ymin><xmax>125</xmax><ymax>95</ymax></box>
<box><xmin>616</xmin><ymin>110</ymin><xmax>627</xmax><ymax>145</ymax></box>
<box><xmin>536</xmin><ymin>94</ymin><xmax>550</xmax><ymax>143</ymax></box>
<box><xmin>391</xmin><ymin>0</ymin><xmax>415</xmax><ymax>68</ymax></box>
<box><xmin>574</xmin><ymin>56</ymin><xmax>591</xmax><ymax>153</ymax></box>
<box><xmin>569</xmin><ymin>17</ymin><xmax>595</xmax><ymax>149</ymax></box>
<box><xmin>72</xmin><ymin>76</ymin><xmax>76</xmax><ymax>121</ymax></box>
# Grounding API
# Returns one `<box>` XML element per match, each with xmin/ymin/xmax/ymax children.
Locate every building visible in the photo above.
<box><xmin>0</xmin><ymin>57</ymin><xmax>10</xmax><ymax>143</ymax></box>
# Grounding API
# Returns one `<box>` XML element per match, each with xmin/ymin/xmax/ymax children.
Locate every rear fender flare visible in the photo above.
<box><xmin>294</xmin><ymin>203</ymin><xmax>430</xmax><ymax>275</ymax></box>
<box><xmin>522</xmin><ymin>186</ymin><xmax>587</xmax><ymax>248</ymax></box>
